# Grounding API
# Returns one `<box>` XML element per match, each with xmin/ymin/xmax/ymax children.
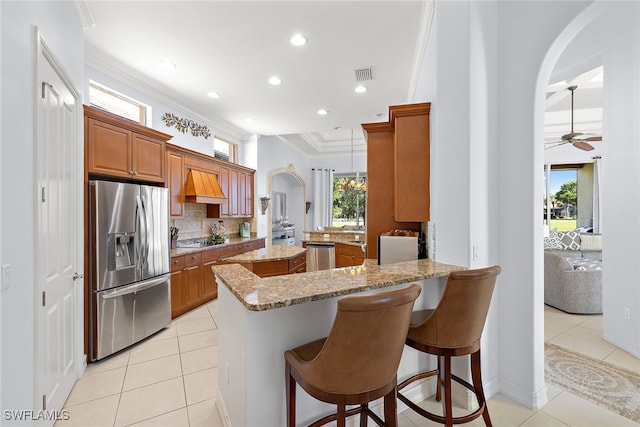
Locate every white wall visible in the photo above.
<box><xmin>1</xmin><ymin>1</ymin><xmax>84</xmax><ymax>418</ymax></box>
<box><xmin>597</xmin><ymin>3</ymin><xmax>640</xmax><ymax>356</ymax></box>
<box><xmin>85</xmin><ymin>66</ymin><xmax>250</xmax><ymax>161</ymax></box>
<box><xmin>414</xmin><ymin>0</ymin><xmax>631</xmax><ymax>410</ymax></box>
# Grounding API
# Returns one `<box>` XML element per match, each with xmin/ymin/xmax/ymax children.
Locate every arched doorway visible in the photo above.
<box><xmin>267</xmin><ymin>164</ymin><xmax>307</xmax><ymax>246</ymax></box>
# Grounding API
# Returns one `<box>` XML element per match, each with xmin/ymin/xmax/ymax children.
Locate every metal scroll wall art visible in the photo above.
<box><xmin>161</xmin><ymin>112</ymin><xmax>211</xmax><ymax>139</ymax></box>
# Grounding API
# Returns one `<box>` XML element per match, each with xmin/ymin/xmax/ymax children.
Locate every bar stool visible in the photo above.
<box><xmin>284</xmin><ymin>284</ymin><xmax>421</xmax><ymax>427</ymax></box>
<box><xmin>397</xmin><ymin>266</ymin><xmax>501</xmax><ymax>427</ymax></box>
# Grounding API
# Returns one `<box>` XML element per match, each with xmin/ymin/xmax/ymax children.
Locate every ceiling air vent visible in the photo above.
<box><xmin>354</xmin><ymin>67</ymin><xmax>374</xmax><ymax>82</ymax></box>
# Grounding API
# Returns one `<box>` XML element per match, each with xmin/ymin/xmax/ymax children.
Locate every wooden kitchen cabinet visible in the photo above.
<box><xmin>166</xmin><ymin>150</ymin><xmax>185</xmax><ymax>217</ymax></box>
<box><xmin>238</xmin><ymin>251</ymin><xmax>306</xmax><ymax>278</ymax></box>
<box><xmin>85</xmin><ymin>105</ymin><xmax>169</xmax><ymax>183</ymax></box>
<box><xmin>201</xmin><ymin>248</ymin><xmax>221</xmax><ymax>300</ymax></box>
<box><xmin>207</xmin><ymin>164</ymin><xmax>255</xmax><ymax>218</ymax></box>
<box><xmin>170</xmin><ymin>252</ymin><xmax>203</xmax><ymax>318</ymax></box>
<box><xmin>170</xmin><ymin>238</ymin><xmax>265</xmax><ymax>318</ymax></box>
<box><xmin>362</xmin><ymin>103</ymin><xmax>430</xmax><ymax>259</ymax></box>
<box><xmin>164</xmin><ymin>143</ymin><xmax>255</xmax><ymax>219</ymax></box>
<box><xmin>335</xmin><ymin>243</ymin><xmax>365</xmax><ymax>268</ymax></box>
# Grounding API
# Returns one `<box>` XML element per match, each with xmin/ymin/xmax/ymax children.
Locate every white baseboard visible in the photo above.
<box><xmin>216</xmin><ymin>386</ymin><xmax>232</xmax><ymax>427</ymax></box>
<box><xmin>499</xmin><ymin>379</ymin><xmax>548</xmax><ymax>409</ymax></box>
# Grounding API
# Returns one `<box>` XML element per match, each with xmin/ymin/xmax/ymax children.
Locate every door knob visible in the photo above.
<box><xmin>72</xmin><ymin>272</ymin><xmax>84</xmax><ymax>281</ymax></box>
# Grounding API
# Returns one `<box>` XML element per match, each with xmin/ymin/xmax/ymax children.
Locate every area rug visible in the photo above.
<box><xmin>545</xmin><ymin>343</ymin><xmax>640</xmax><ymax>422</ymax></box>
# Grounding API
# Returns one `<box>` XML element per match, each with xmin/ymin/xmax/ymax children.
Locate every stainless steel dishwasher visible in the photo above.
<box><xmin>306</xmin><ymin>242</ymin><xmax>336</xmax><ymax>271</ymax></box>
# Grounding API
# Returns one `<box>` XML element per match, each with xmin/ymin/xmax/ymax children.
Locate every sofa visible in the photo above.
<box><xmin>544</xmin><ymin>229</ymin><xmax>602</xmax><ymax>261</ymax></box>
<box><xmin>544</xmin><ymin>251</ymin><xmax>602</xmax><ymax>314</ymax></box>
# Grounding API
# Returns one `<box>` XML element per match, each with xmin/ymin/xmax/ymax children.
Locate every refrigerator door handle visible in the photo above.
<box><xmin>100</xmin><ymin>274</ymin><xmax>170</xmax><ymax>299</ymax></box>
<box><xmin>136</xmin><ymin>195</ymin><xmax>148</xmax><ymax>269</ymax></box>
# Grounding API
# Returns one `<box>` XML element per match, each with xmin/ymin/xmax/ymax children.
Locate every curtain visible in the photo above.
<box><xmin>593</xmin><ymin>156</ymin><xmax>601</xmax><ymax>233</ymax></box>
<box><xmin>311</xmin><ymin>168</ymin><xmax>333</xmax><ymax>230</ymax></box>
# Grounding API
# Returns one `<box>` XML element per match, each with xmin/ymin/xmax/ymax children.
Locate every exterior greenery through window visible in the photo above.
<box><xmin>89</xmin><ymin>81</ymin><xmax>148</xmax><ymax>125</ymax></box>
<box><xmin>333</xmin><ymin>174</ymin><xmax>367</xmax><ymax>228</ymax></box>
<box><xmin>544</xmin><ymin>166</ymin><xmax>578</xmax><ymax>232</ymax></box>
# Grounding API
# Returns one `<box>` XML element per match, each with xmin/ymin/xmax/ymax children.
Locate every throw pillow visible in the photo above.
<box><xmin>580</xmin><ymin>233</ymin><xmax>602</xmax><ymax>251</ymax></box>
<box><xmin>544</xmin><ymin>228</ymin><xmax>562</xmax><ymax>249</ymax></box>
<box><xmin>558</xmin><ymin>230</ymin><xmax>581</xmax><ymax>250</ymax></box>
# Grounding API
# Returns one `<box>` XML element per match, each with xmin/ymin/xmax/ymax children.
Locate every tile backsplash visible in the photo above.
<box><xmin>171</xmin><ymin>203</ymin><xmax>251</xmax><ymax>241</ymax></box>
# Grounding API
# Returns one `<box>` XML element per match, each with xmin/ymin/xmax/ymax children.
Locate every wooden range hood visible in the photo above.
<box><xmin>185</xmin><ymin>169</ymin><xmax>227</xmax><ymax>204</ymax></box>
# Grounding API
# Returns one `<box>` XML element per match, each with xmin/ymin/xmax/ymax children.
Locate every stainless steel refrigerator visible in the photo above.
<box><xmin>89</xmin><ymin>180</ymin><xmax>171</xmax><ymax>361</ymax></box>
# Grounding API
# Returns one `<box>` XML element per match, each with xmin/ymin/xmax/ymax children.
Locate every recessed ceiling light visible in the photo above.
<box><xmin>317</xmin><ymin>109</ymin><xmax>329</xmax><ymax>116</ymax></box>
<box><xmin>159</xmin><ymin>60</ymin><xmax>176</xmax><ymax>71</ymax></box>
<box><xmin>290</xmin><ymin>34</ymin><xmax>307</xmax><ymax>46</ymax></box>
<box><xmin>207</xmin><ymin>91</ymin><xmax>220</xmax><ymax>98</ymax></box>
<box><xmin>245</xmin><ymin>117</ymin><xmax>256</xmax><ymax>123</ymax></box>
<box><xmin>376</xmin><ymin>113</ymin><xmax>386</xmax><ymax>119</ymax></box>
<box><xmin>355</xmin><ymin>85</ymin><xmax>367</xmax><ymax>93</ymax></box>
<box><xmin>334</xmin><ymin>126</ymin><xmax>342</xmax><ymax>130</ymax></box>
<box><xmin>268</xmin><ymin>76</ymin><xmax>282</xmax><ymax>86</ymax></box>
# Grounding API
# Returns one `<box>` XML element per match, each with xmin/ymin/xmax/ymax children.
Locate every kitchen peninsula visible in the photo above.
<box><xmin>213</xmin><ymin>258</ymin><xmax>464</xmax><ymax>426</ymax></box>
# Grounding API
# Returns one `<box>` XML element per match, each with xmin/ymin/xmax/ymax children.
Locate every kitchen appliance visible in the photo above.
<box><xmin>306</xmin><ymin>242</ymin><xmax>336</xmax><ymax>271</ymax></box>
<box><xmin>272</xmin><ymin>226</ymin><xmax>295</xmax><ymax>246</ymax></box>
<box><xmin>378</xmin><ymin>233</ymin><xmax>419</xmax><ymax>265</ymax></box>
<box><xmin>240</xmin><ymin>221</ymin><xmax>251</xmax><ymax>238</ymax></box>
<box><xmin>89</xmin><ymin>180</ymin><xmax>171</xmax><ymax>361</ymax></box>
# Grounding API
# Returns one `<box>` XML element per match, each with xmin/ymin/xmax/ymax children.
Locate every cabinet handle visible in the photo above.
<box><xmin>132</xmin><ymin>171</ymin><xmax>137</xmax><ymax>176</ymax></box>
<box><xmin>129</xmin><ymin>170</ymin><xmax>134</xmax><ymax>175</ymax></box>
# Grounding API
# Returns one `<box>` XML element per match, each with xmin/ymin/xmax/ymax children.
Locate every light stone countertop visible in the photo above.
<box><xmin>170</xmin><ymin>236</ymin><xmax>265</xmax><ymax>257</ymax></box>
<box><xmin>213</xmin><ymin>258</ymin><xmax>464</xmax><ymax>311</ymax></box>
<box><xmin>223</xmin><ymin>245</ymin><xmax>306</xmax><ymax>263</ymax></box>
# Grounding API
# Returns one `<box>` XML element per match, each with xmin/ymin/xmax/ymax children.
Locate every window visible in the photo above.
<box><xmin>544</xmin><ymin>164</ymin><xmax>583</xmax><ymax>232</ymax></box>
<box><xmin>332</xmin><ymin>173</ymin><xmax>367</xmax><ymax>229</ymax></box>
<box><xmin>214</xmin><ymin>136</ymin><xmax>237</xmax><ymax>163</ymax></box>
<box><xmin>89</xmin><ymin>81</ymin><xmax>148</xmax><ymax>125</ymax></box>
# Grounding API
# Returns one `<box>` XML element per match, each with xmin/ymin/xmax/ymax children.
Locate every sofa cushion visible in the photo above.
<box><xmin>557</xmin><ymin>231</ymin><xmax>581</xmax><ymax>250</ymax></box>
<box><xmin>580</xmin><ymin>233</ymin><xmax>602</xmax><ymax>251</ymax></box>
<box><xmin>565</xmin><ymin>257</ymin><xmax>602</xmax><ymax>271</ymax></box>
<box><xmin>544</xmin><ymin>228</ymin><xmax>562</xmax><ymax>250</ymax></box>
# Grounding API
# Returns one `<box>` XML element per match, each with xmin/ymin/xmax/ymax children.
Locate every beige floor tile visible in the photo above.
<box><xmin>126</xmin><ymin>407</ymin><xmax>189</xmax><ymax>427</ymax></box>
<box><xmin>83</xmin><ymin>351</ymin><xmax>130</xmax><ymax>376</ymax></box>
<box><xmin>114</xmin><ymin>377</ymin><xmax>186</xmax><ymax>427</ymax></box>
<box><xmin>545</xmin><ymin>384</ymin><xmax>564</xmax><ymax>402</ymax></box>
<box><xmin>397</xmin><ymin>412</ymin><xmax>419</xmax><ymax>426</ymax></box>
<box><xmin>128</xmin><ymin>336</ymin><xmax>179</xmax><ymax>365</ymax></box>
<box><xmin>188</xmin><ymin>398</ymin><xmax>224</xmax><ymax>427</ymax></box>
<box><xmin>64</xmin><ymin>367</ymin><xmax>125</xmax><ymax>407</ymax></box>
<box><xmin>178</xmin><ymin>329</ymin><xmax>218</xmax><ymax>353</ymax></box>
<box><xmin>181</xmin><ymin>345</ymin><xmax>218</xmax><ymax>375</ymax></box>
<box><xmin>56</xmin><ymin>394</ymin><xmax>119</xmax><ymax>427</ymax></box>
<box><xmin>476</xmin><ymin>394</ymin><xmax>536</xmax><ymax>427</ymax></box>
<box><xmin>540</xmin><ymin>390</ymin><xmax>638</xmax><ymax>426</ymax></box>
<box><xmin>579</xmin><ymin>315</ymin><xmax>604</xmax><ymax>332</ymax></box>
<box><xmin>144</xmin><ymin>323</ymin><xmax>178</xmax><ymax>344</ymax></box>
<box><xmin>176</xmin><ymin>317</ymin><xmax>216</xmax><ymax>336</ymax></box>
<box><xmin>603</xmin><ymin>348</ymin><xmax>640</xmax><ymax>373</ymax></box>
<box><xmin>518</xmin><ymin>411</ymin><xmax>570</xmax><ymax>427</ymax></box>
<box><xmin>184</xmin><ymin>367</ymin><xmax>218</xmax><ymax>405</ymax></box>
<box><xmin>123</xmin><ymin>354</ymin><xmax>183</xmax><ymax>391</ymax></box>
<box><xmin>548</xmin><ymin>327</ymin><xmax>617</xmax><ymax>360</ymax></box>
<box><xmin>545</xmin><ymin>320</ymin><xmax>572</xmax><ymax>342</ymax></box>
<box><xmin>176</xmin><ymin>306</ymin><xmax>212</xmax><ymax>323</ymax></box>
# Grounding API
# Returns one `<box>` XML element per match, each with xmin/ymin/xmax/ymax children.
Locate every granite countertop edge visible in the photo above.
<box><xmin>213</xmin><ymin>258</ymin><xmax>465</xmax><ymax>312</ymax></box>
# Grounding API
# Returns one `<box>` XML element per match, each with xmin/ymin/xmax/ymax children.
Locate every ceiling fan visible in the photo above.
<box><xmin>545</xmin><ymin>85</ymin><xmax>602</xmax><ymax>151</ymax></box>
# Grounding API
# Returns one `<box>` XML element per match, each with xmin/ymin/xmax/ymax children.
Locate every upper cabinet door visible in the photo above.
<box><xmin>85</xmin><ymin>105</ymin><xmax>171</xmax><ymax>183</ymax></box>
<box><xmin>166</xmin><ymin>150</ymin><xmax>185</xmax><ymax>218</ymax></box>
<box><xmin>132</xmin><ymin>134</ymin><xmax>165</xmax><ymax>183</ymax></box>
<box><xmin>87</xmin><ymin>118</ymin><xmax>133</xmax><ymax>179</ymax></box>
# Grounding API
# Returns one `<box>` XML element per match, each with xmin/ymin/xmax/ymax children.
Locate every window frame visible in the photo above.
<box><xmin>88</xmin><ymin>81</ymin><xmax>148</xmax><ymax>125</ymax></box>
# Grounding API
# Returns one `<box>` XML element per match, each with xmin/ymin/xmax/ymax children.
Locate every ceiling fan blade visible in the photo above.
<box><xmin>572</xmin><ymin>140</ymin><xmax>595</xmax><ymax>151</ymax></box>
<box><xmin>583</xmin><ymin>135</ymin><xmax>602</xmax><ymax>142</ymax></box>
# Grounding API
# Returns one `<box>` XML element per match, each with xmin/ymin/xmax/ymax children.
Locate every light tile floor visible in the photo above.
<box><xmin>56</xmin><ymin>302</ymin><xmax>639</xmax><ymax>427</ymax></box>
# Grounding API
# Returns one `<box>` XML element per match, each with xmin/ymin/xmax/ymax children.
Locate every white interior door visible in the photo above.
<box><xmin>36</xmin><ymin>36</ymin><xmax>81</xmax><ymax>422</ymax></box>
